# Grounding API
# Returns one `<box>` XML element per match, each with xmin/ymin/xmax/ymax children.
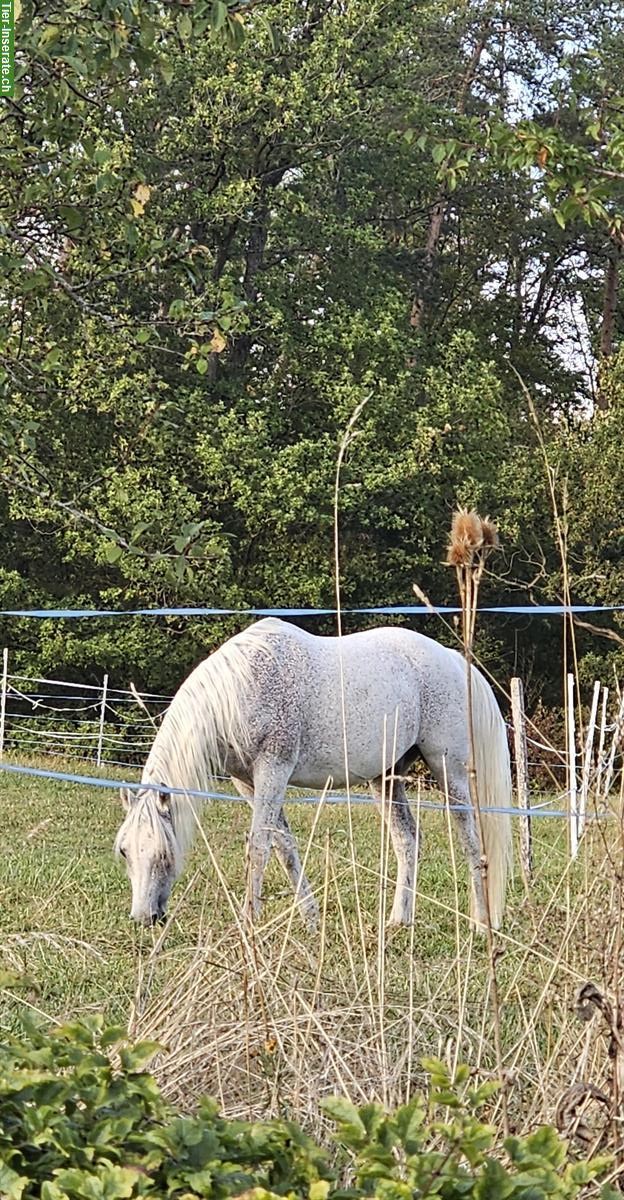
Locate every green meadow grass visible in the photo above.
<box><xmin>0</xmin><ymin>753</ymin><xmax>591</xmax><ymax>1021</ymax></box>
<box><xmin>0</xmin><ymin>754</ymin><xmax>615</xmax><ymax>1132</ymax></box>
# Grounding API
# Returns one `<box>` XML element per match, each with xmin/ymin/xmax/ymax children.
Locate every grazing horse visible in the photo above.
<box><xmin>114</xmin><ymin>618</ymin><xmax>513</xmax><ymax>931</ymax></box>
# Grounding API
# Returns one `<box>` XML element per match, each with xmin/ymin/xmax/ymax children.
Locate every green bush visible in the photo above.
<box><xmin>0</xmin><ymin>1011</ymin><xmax>613</xmax><ymax>1200</ymax></box>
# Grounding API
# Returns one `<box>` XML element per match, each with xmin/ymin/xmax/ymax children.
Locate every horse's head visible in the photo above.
<box><xmin>114</xmin><ymin>786</ymin><xmax>182</xmax><ymax>926</ymax></box>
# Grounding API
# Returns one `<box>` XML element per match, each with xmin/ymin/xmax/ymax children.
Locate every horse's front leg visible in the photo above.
<box><xmin>244</xmin><ymin>759</ymin><xmax>294</xmax><ymax>926</ymax></box>
<box><xmin>233</xmin><ymin>775</ymin><xmax>318</xmax><ymax>929</ymax></box>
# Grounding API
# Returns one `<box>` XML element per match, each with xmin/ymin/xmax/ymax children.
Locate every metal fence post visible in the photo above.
<box><xmin>0</xmin><ymin>648</ymin><xmax>8</xmax><ymax>760</ymax></box>
<box><xmin>511</xmin><ymin>677</ymin><xmax>532</xmax><ymax>879</ymax></box>
<box><xmin>96</xmin><ymin>672</ymin><xmax>109</xmax><ymax>767</ymax></box>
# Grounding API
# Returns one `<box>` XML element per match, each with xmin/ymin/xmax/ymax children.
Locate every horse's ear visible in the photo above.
<box><xmin>120</xmin><ymin>787</ymin><xmax>135</xmax><ymax>812</ymax></box>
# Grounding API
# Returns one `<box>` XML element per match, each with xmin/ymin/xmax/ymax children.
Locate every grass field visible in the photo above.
<box><xmin>0</xmin><ymin>753</ymin><xmax>619</xmax><ymax>1141</ymax></box>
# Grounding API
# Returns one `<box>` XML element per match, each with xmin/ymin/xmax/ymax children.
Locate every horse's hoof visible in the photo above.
<box><xmin>386</xmin><ymin>913</ymin><xmax>411</xmax><ymax>929</ymax></box>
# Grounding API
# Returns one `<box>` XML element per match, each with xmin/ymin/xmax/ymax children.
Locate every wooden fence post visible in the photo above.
<box><xmin>596</xmin><ymin>685</ymin><xmax>609</xmax><ymax>806</ymax></box>
<box><xmin>567</xmin><ymin>673</ymin><xmax>579</xmax><ymax>859</ymax></box>
<box><xmin>579</xmin><ymin>680</ymin><xmax>601</xmax><ymax>838</ymax></box>
<box><xmin>603</xmin><ymin>689</ymin><xmax>624</xmax><ymax>802</ymax></box>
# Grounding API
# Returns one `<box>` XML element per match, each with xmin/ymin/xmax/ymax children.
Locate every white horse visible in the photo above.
<box><xmin>114</xmin><ymin>618</ymin><xmax>513</xmax><ymax>931</ymax></box>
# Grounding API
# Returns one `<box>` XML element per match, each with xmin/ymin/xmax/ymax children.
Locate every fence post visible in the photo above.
<box><xmin>579</xmin><ymin>680</ymin><xmax>600</xmax><ymax>839</ymax></box>
<box><xmin>603</xmin><ymin>689</ymin><xmax>624</xmax><ymax>803</ymax></box>
<box><xmin>596</xmin><ymin>685</ymin><xmax>609</xmax><ymax>805</ymax></box>
<box><xmin>567</xmin><ymin>672</ymin><xmax>579</xmax><ymax>860</ymax></box>
<box><xmin>511</xmin><ymin>676</ymin><xmax>532</xmax><ymax>879</ymax></box>
<box><xmin>96</xmin><ymin>672</ymin><xmax>108</xmax><ymax>767</ymax></box>
<box><xmin>0</xmin><ymin>647</ymin><xmax>8</xmax><ymax>760</ymax></box>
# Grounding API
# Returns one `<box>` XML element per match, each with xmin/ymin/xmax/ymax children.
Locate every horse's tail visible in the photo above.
<box><xmin>470</xmin><ymin>667</ymin><xmax>513</xmax><ymax>930</ymax></box>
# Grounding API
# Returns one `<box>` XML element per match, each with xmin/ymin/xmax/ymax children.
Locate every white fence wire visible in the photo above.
<box><xmin>0</xmin><ymin>654</ymin><xmax>171</xmax><ymax>769</ymax></box>
<box><xmin>0</xmin><ymin>650</ymin><xmax>622</xmax><ymax>853</ymax></box>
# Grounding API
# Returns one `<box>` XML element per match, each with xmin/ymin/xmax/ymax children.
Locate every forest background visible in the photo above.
<box><xmin>2</xmin><ymin>0</ymin><xmax>624</xmax><ymax>718</ymax></box>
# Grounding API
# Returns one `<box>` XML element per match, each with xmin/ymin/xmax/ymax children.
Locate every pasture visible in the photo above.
<box><xmin>0</xmin><ymin>752</ymin><xmax>617</xmax><ymax>1142</ymax></box>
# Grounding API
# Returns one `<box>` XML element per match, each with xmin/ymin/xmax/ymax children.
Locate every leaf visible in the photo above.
<box><xmin>211</xmin><ymin>0</ymin><xmax>228</xmax><ymax>32</ymax></box>
<box><xmin>0</xmin><ymin>1164</ymin><xmax>28</xmax><ymax>1200</ymax></box>
<box><xmin>140</xmin><ymin>17</ymin><xmax>156</xmax><ymax>48</ymax></box>
<box><xmin>41</xmin><ymin>1184</ymin><xmax>66</xmax><ymax>1200</ymax></box>
<box><xmin>118</xmin><ymin>1040</ymin><xmax>160</xmax><ymax>1070</ymax></box>
<box><xmin>59</xmin><ymin>205</ymin><xmax>84</xmax><ymax>231</ymax></box>
<box><xmin>431</xmin><ymin>142</ymin><xmax>446</xmax><ymax>164</ymax></box>
<box><xmin>209</xmin><ymin>328</ymin><xmax>227</xmax><ymax>353</ymax></box>
<box><xmin>225</xmin><ymin>11</ymin><xmax>245</xmax><ymax>48</ymax></box>
<box><xmin>321</xmin><ymin>1096</ymin><xmax>367</xmax><ymax>1140</ymax></box>
<box><xmin>130</xmin><ymin>521</ymin><xmax>151</xmax><ymax>541</ymax></box>
<box><xmin>256</xmin><ymin>13</ymin><xmax>277</xmax><ymax>51</ymax></box>
<box><xmin>98</xmin><ymin>1024</ymin><xmax>128</xmax><ymax>1048</ymax></box>
<box><xmin>130</xmin><ymin>182</ymin><xmax>151</xmax><ymax>217</ymax></box>
<box><xmin>135</xmin><ymin>328</ymin><xmax>151</xmax><ymax>344</ymax></box>
<box><xmin>159</xmin><ymin>58</ymin><xmax>174</xmax><ymax>85</ymax></box>
<box><xmin>310</xmin><ymin>1184</ymin><xmax>330</xmax><ymax>1200</ymax></box>
<box><xmin>95</xmin><ymin>171</ymin><xmax>116</xmax><ymax>194</ymax></box>
<box><xmin>43</xmin><ymin>348</ymin><xmax>62</xmax><ymax>370</ymax></box>
<box><xmin>196</xmin><ymin>357</ymin><xmax>209</xmax><ymax>374</ymax></box>
<box><xmin>177</xmin><ymin>11</ymin><xmax>192</xmax><ymax>40</ymax></box>
<box><xmin>104</xmin><ymin>542</ymin><xmax>123</xmax><ymax>563</ymax></box>
<box><xmin>61</xmin><ymin>54</ymin><xmax>89</xmax><ymax>77</ymax></box>
<box><xmin>181</xmin><ymin>521</ymin><xmax>204</xmax><ymax>538</ymax></box>
<box><xmin>55</xmin><ymin>1165</ymin><xmax>140</xmax><ymax>1197</ymax></box>
<box><xmin>174</xmin><ymin>554</ymin><xmax>187</xmax><ymax>581</ymax></box>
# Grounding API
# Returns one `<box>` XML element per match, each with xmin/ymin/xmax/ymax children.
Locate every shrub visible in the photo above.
<box><xmin>0</xmin><ymin>1010</ymin><xmax>614</xmax><ymax>1200</ymax></box>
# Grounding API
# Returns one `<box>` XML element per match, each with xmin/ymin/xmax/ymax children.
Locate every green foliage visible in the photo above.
<box><xmin>0</xmin><ymin>1019</ymin><xmax>613</xmax><ymax>1200</ymax></box>
<box><xmin>0</xmin><ymin>1013</ymin><xmax>330</xmax><ymax>1199</ymax></box>
<box><xmin>324</xmin><ymin>1059</ymin><xmax>611</xmax><ymax>1200</ymax></box>
<box><xmin>2</xmin><ymin>0</ymin><xmax>624</xmax><ymax>705</ymax></box>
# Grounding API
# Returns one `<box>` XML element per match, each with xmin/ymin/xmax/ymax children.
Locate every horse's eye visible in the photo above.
<box><xmin>119</xmin><ymin>847</ymin><xmax>127</xmax><ymax>860</ymax></box>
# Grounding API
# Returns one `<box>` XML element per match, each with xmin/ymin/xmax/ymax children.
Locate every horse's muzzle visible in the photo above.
<box><xmin>130</xmin><ymin>908</ymin><xmax>166</xmax><ymax>926</ymax></box>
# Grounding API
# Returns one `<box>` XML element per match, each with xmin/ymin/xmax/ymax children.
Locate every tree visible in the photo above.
<box><xmin>1</xmin><ymin>0</ymin><xmax>623</xmax><ymax>704</ymax></box>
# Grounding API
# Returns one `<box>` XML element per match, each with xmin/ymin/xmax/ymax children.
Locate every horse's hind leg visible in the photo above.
<box><xmin>232</xmin><ymin>776</ymin><xmax>318</xmax><ymax>929</ymax></box>
<box><xmin>416</xmin><ymin>745</ymin><xmax>487</xmax><ymax>931</ymax></box>
<box><xmin>370</xmin><ymin>775</ymin><xmax>419</xmax><ymax>926</ymax></box>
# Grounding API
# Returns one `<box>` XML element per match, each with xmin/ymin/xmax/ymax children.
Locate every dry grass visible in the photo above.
<box><xmin>1</xmin><ymin>753</ymin><xmax>622</xmax><ymax>1148</ymax></box>
<box><xmin>132</xmin><ymin>791</ymin><xmax>621</xmax><ymax>1145</ymax></box>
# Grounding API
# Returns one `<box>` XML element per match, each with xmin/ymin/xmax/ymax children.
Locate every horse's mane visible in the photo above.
<box><xmin>139</xmin><ymin>619</ymin><xmax>281</xmax><ymax>854</ymax></box>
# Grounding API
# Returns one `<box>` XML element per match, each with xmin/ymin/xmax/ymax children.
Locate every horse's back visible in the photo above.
<box><xmin>240</xmin><ymin>620</ymin><xmax>466</xmax><ymax>787</ymax></box>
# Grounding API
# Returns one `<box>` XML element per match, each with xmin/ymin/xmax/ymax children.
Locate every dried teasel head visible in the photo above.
<box><xmin>445</xmin><ymin>509</ymin><xmax>500</xmax><ymax>567</ymax></box>
<box><xmin>445</xmin><ymin>508</ymin><xmax>484</xmax><ymax>567</ymax></box>
<box><xmin>480</xmin><ymin>516</ymin><xmax>499</xmax><ymax>550</ymax></box>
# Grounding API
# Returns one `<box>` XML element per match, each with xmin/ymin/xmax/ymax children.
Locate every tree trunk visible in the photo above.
<box><xmin>410</xmin><ymin>200</ymin><xmax>445</xmax><ymax>329</ymax></box>
<box><xmin>596</xmin><ymin>240</ymin><xmax>622</xmax><ymax>411</ymax></box>
<box><xmin>409</xmin><ymin>27</ymin><xmax>490</xmax><ymax>331</ymax></box>
<box><xmin>229</xmin><ymin>204</ymin><xmax>271</xmax><ymax>369</ymax></box>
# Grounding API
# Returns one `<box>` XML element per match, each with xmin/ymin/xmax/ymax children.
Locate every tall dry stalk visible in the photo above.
<box><xmin>332</xmin><ymin>397</ymin><xmax>376</xmax><ymax>1027</ymax></box>
<box><xmin>446</xmin><ymin>507</ymin><xmax>509</xmax><ymax>1135</ymax></box>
